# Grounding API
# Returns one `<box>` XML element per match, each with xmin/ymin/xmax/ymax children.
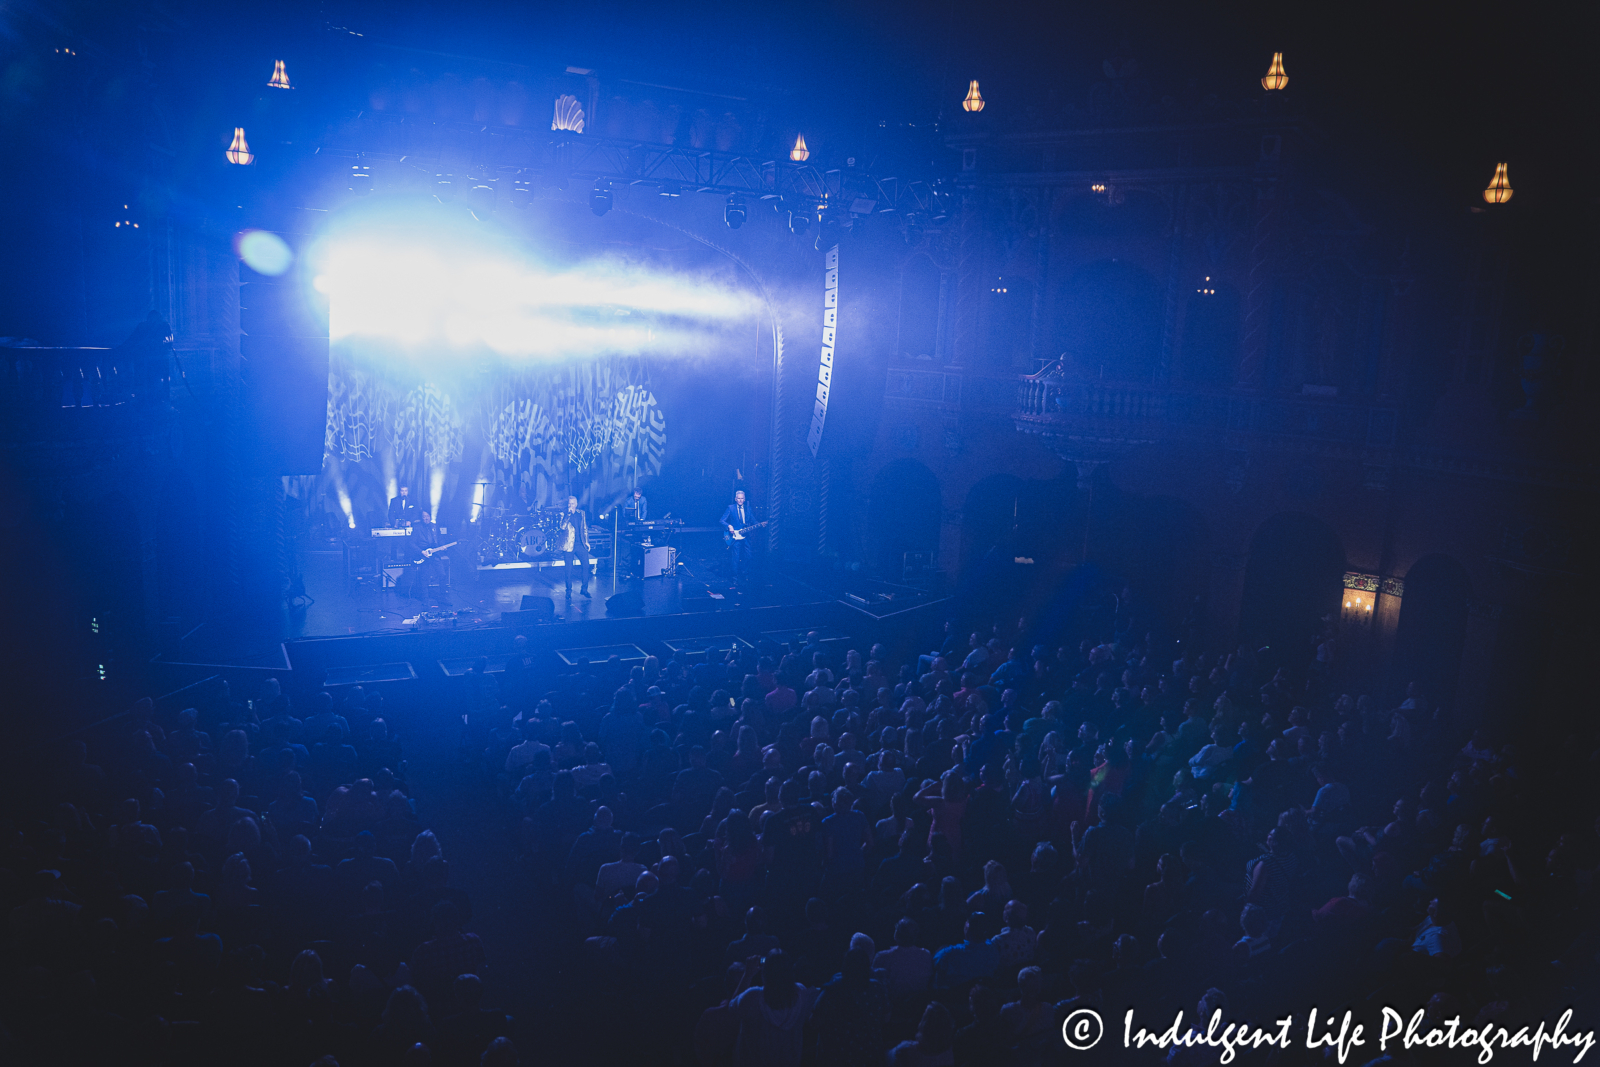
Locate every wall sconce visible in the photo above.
<box><xmin>1090</xmin><ymin>183</ymin><xmax>1106</xmax><ymax>193</ymax></box>
<box><xmin>269</xmin><ymin>60</ymin><xmax>291</xmax><ymax>89</ymax></box>
<box><xmin>1197</xmin><ymin>276</ymin><xmax>1216</xmax><ymax>295</ymax></box>
<box><xmin>1341</xmin><ymin>571</ymin><xmax>1380</xmax><ymax>629</ymax></box>
<box><xmin>1483</xmin><ymin>162</ymin><xmax>1513</xmax><ymax>204</ymax></box>
<box><xmin>226</xmin><ymin>128</ymin><xmax>254</xmax><ymax>165</ymax></box>
<box><xmin>1261</xmin><ymin>52</ymin><xmax>1288</xmax><ymax>91</ymax></box>
<box><xmin>962</xmin><ymin>80</ymin><xmax>985</xmax><ymax>113</ymax></box>
<box><xmin>790</xmin><ymin>133</ymin><xmax>810</xmax><ymax>162</ymax></box>
<box><xmin>1341</xmin><ymin>588</ymin><xmax>1375</xmax><ymax>627</ymax></box>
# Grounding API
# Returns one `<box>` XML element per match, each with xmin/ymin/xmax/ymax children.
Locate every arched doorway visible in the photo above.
<box><xmin>1094</xmin><ymin>492</ymin><xmax>1211</xmax><ymax>634</ymax></box>
<box><xmin>960</xmin><ymin>474</ymin><xmax>1026</xmax><ymax>578</ymax></box>
<box><xmin>1238</xmin><ymin>512</ymin><xmax>1345</xmax><ymax>668</ymax></box>
<box><xmin>1390</xmin><ymin>554</ymin><xmax>1472</xmax><ymax>708</ymax></box>
<box><xmin>957</xmin><ymin>473</ymin><xmax>1088</xmax><ymax>634</ymax></box>
<box><xmin>867</xmin><ymin>459</ymin><xmax>941</xmax><ymax>580</ymax></box>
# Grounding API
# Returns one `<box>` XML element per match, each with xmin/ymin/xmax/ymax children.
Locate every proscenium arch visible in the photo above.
<box><xmin>1390</xmin><ymin>554</ymin><xmax>1473</xmax><ymax>707</ymax></box>
<box><xmin>1238</xmin><ymin>511</ymin><xmax>1346</xmax><ymax>668</ymax></box>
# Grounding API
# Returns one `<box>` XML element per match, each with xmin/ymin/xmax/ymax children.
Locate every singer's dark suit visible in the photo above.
<box><xmin>557</xmin><ymin>509</ymin><xmax>591</xmax><ymax>593</ymax></box>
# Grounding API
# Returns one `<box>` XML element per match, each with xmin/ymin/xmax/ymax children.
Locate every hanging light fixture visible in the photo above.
<box><xmin>790</xmin><ymin>133</ymin><xmax>810</xmax><ymax>163</ymax></box>
<box><xmin>1483</xmin><ymin>162</ymin><xmax>1513</xmax><ymax>204</ymax></box>
<box><xmin>225</xmin><ymin>128</ymin><xmax>254</xmax><ymax>165</ymax></box>
<box><xmin>268</xmin><ymin>60</ymin><xmax>291</xmax><ymax>89</ymax></box>
<box><xmin>1261</xmin><ymin>53</ymin><xmax>1288</xmax><ymax>91</ymax></box>
<box><xmin>962</xmin><ymin>80</ymin><xmax>985</xmax><ymax>113</ymax></box>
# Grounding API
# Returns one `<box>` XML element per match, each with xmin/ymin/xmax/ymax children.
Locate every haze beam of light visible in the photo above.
<box><xmin>312</xmin><ymin>233</ymin><xmax>759</xmax><ymax>359</ymax></box>
<box><xmin>429</xmin><ymin>467</ymin><xmax>445</xmax><ymax>523</ymax></box>
<box><xmin>328</xmin><ymin>459</ymin><xmax>357</xmax><ymax>528</ymax></box>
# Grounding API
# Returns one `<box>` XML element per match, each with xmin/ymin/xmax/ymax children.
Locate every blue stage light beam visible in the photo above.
<box><xmin>308</xmin><ymin>223</ymin><xmax>760</xmax><ymax>359</ymax></box>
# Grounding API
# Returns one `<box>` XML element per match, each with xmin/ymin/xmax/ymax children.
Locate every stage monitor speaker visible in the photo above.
<box><xmin>344</xmin><ymin>539</ymin><xmax>378</xmax><ymax>577</ymax></box>
<box><xmin>501</xmin><ymin>598</ymin><xmax>555</xmax><ymax>627</ymax></box>
<box><xmin>605</xmin><ymin>589</ymin><xmax>645</xmax><ymax>617</ymax></box>
<box><xmin>517</xmin><ymin>595</ymin><xmax>556</xmax><ymax>619</ymax></box>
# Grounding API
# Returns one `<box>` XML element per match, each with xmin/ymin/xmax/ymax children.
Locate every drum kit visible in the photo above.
<box><xmin>475</xmin><ymin>502</ymin><xmax>569</xmax><ymax>565</ymax></box>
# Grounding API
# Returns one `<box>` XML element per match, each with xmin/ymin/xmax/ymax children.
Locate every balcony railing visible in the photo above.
<box><xmin>0</xmin><ymin>346</ymin><xmax>171</xmax><ymax>413</ymax></box>
<box><xmin>886</xmin><ymin>361</ymin><xmax>1400</xmax><ymax>451</ymax></box>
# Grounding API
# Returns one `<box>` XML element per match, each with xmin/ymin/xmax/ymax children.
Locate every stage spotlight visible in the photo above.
<box><xmin>724</xmin><ymin>194</ymin><xmax>747</xmax><ymax>229</ymax></box>
<box><xmin>508</xmin><ymin>179</ymin><xmax>534</xmax><ymax>209</ymax></box>
<box><xmin>788</xmin><ymin>209</ymin><xmax>810</xmax><ymax>235</ymax></box>
<box><xmin>349</xmin><ymin>165</ymin><xmax>372</xmax><ymax>195</ymax></box>
<box><xmin>814</xmin><ymin>218</ymin><xmax>841</xmax><ymax>252</ymax></box>
<box><xmin>434</xmin><ymin>174</ymin><xmax>455</xmax><ymax>202</ymax></box>
<box><xmin>903</xmin><ymin>214</ymin><xmax>924</xmax><ymax>246</ymax></box>
<box><xmin>591</xmin><ymin>181</ymin><xmax>614</xmax><ymax>215</ymax></box>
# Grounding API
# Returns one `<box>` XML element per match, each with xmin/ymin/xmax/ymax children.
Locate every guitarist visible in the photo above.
<box><xmin>408</xmin><ymin>511</ymin><xmax>451</xmax><ymax>604</ymax></box>
<box><xmin>720</xmin><ymin>489</ymin><xmax>755</xmax><ymax>584</ymax></box>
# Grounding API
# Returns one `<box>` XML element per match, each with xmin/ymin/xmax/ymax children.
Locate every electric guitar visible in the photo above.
<box><xmin>412</xmin><ymin>541</ymin><xmax>458</xmax><ymax>565</ymax></box>
<box><xmin>724</xmin><ymin>521</ymin><xmax>767</xmax><ymax>545</ymax></box>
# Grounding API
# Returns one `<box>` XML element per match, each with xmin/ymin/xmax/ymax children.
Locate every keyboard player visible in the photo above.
<box><xmin>383</xmin><ymin>484</ymin><xmax>419</xmax><ymax>559</ymax></box>
<box><xmin>622</xmin><ymin>487</ymin><xmax>648</xmax><ymax>522</ymax></box>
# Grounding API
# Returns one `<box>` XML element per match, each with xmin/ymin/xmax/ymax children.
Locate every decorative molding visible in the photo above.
<box><xmin>1342</xmin><ymin>572</ymin><xmax>1404</xmax><ymax>597</ymax></box>
<box><xmin>882</xmin><ymin>364</ymin><xmax>1599</xmax><ymax>494</ymax></box>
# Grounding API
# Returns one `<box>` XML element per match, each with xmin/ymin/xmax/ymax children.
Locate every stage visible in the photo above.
<box><xmin>296</xmin><ymin>527</ymin><xmax>819</xmax><ymax>635</ymax></box>
<box><xmin>144</xmin><ymin>521</ymin><xmax>949</xmax><ymax>707</ymax></box>
<box><xmin>149</xmin><ymin>521</ymin><xmax>950</xmax><ymax>675</ymax></box>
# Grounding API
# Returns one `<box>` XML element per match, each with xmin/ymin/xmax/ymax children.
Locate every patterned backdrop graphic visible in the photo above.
<box><xmin>320</xmin><ymin>348</ymin><xmax>665</xmax><ymax>526</ymax></box>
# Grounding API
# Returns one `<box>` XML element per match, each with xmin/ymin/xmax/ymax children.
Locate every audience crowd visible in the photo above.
<box><xmin>4</xmin><ymin>595</ymin><xmax>1597</xmax><ymax>1066</ymax></box>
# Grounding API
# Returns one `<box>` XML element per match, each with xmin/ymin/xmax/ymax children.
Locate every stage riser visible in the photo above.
<box><xmin>283</xmin><ymin>600</ymin><xmax>860</xmax><ymax>673</ymax></box>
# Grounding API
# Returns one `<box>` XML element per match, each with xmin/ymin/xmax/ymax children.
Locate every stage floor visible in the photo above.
<box><xmin>164</xmin><ymin>537</ymin><xmax>837</xmax><ymax>667</ymax></box>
